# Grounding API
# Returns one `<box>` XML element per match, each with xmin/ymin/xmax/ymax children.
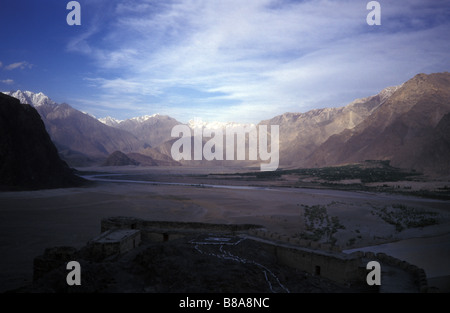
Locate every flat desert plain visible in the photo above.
<box><xmin>0</xmin><ymin>166</ymin><xmax>449</xmax><ymax>292</ymax></box>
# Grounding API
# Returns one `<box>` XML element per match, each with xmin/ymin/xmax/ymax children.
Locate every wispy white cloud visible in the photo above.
<box><xmin>4</xmin><ymin>61</ymin><xmax>33</xmax><ymax>71</ymax></box>
<box><xmin>1</xmin><ymin>79</ymin><xmax>14</xmax><ymax>85</ymax></box>
<box><xmin>84</xmin><ymin>77</ymin><xmax>163</xmax><ymax>96</ymax></box>
<box><xmin>66</xmin><ymin>25</ymin><xmax>99</xmax><ymax>55</ymax></box>
<box><xmin>68</xmin><ymin>0</ymin><xmax>450</xmax><ymax>123</ymax></box>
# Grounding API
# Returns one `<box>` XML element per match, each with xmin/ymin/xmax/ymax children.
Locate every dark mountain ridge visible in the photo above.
<box><xmin>0</xmin><ymin>93</ymin><xmax>85</xmax><ymax>190</ymax></box>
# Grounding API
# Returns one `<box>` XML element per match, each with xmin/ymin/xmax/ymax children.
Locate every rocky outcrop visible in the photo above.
<box><xmin>0</xmin><ymin>93</ymin><xmax>86</xmax><ymax>190</ymax></box>
<box><xmin>125</xmin><ymin>153</ymin><xmax>158</xmax><ymax>166</ymax></box>
<box><xmin>102</xmin><ymin>150</ymin><xmax>139</xmax><ymax>166</ymax></box>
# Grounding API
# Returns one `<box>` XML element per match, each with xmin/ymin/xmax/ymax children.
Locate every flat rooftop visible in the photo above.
<box><xmin>92</xmin><ymin>229</ymin><xmax>140</xmax><ymax>244</ymax></box>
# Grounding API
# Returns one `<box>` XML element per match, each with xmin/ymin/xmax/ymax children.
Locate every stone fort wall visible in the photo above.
<box><xmin>100</xmin><ymin>216</ymin><xmax>428</xmax><ymax>292</ymax></box>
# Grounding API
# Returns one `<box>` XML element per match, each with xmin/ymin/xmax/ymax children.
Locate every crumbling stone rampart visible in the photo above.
<box><xmin>32</xmin><ymin>217</ymin><xmax>427</xmax><ymax>292</ymax></box>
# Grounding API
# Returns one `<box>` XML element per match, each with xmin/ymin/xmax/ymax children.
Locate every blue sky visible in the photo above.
<box><xmin>1</xmin><ymin>0</ymin><xmax>449</xmax><ymax>123</ymax></box>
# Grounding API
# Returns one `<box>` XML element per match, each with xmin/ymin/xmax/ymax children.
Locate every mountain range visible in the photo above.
<box><xmin>259</xmin><ymin>85</ymin><xmax>401</xmax><ymax>167</ymax></box>
<box><xmin>303</xmin><ymin>73</ymin><xmax>450</xmax><ymax>174</ymax></box>
<box><xmin>99</xmin><ymin>114</ymin><xmax>180</xmax><ymax>147</ymax></box>
<box><xmin>2</xmin><ymin>72</ymin><xmax>450</xmax><ymax>175</ymax></box>
<box><xmin>2</xmin><ymin>90</ymin><xmax>180</xmax><ymax>166</ymax></box>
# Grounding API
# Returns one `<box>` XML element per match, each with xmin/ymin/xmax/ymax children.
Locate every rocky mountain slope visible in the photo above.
<box><xmin>259</xmin><ymin>85</ymin><xmax>400</xmax><ymax>167</ymax></box>
<box><xmin>305</xmin><ymin>72</ymin><xmax>450</xmax><ymax>174</ymax></box>
<box><xmin>0</xmin><ymin>93</ymin><xmax>85</xmax><ymax>190</ymax></box>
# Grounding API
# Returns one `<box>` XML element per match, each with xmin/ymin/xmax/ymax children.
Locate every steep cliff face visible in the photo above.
<box><xmin>0</xmin><ymin>93</ymin><xmax>85</xmax><ymax>190</ymax></box>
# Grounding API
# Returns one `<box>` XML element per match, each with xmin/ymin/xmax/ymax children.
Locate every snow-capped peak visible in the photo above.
<box><xmin>99</xmin><ymin>113</ymin><xmax>161</xmax><ymax>126</ymax></box>
<box><xmin>188</xmin><ymin>118</ymin><xmax>255</xmax><ymax>130</ymax></box>
<box><xmin>98</xmin><ymin>116</ymin><xmax>123</xmax><ymax>126</ymax></box>
<box><xmin>2</xmin><ymin>90</ymin><xmax>57</xmax><ymax>107</ymax></box>
<box><xmin>129</xmin><ymin>113</ymin><xmax>160</xmax><ymax>123</ymax></box>
<box><xmin>82</xmin><ymin>111</ymin><xmax>98</xmax><ymax>119</ymax></box>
